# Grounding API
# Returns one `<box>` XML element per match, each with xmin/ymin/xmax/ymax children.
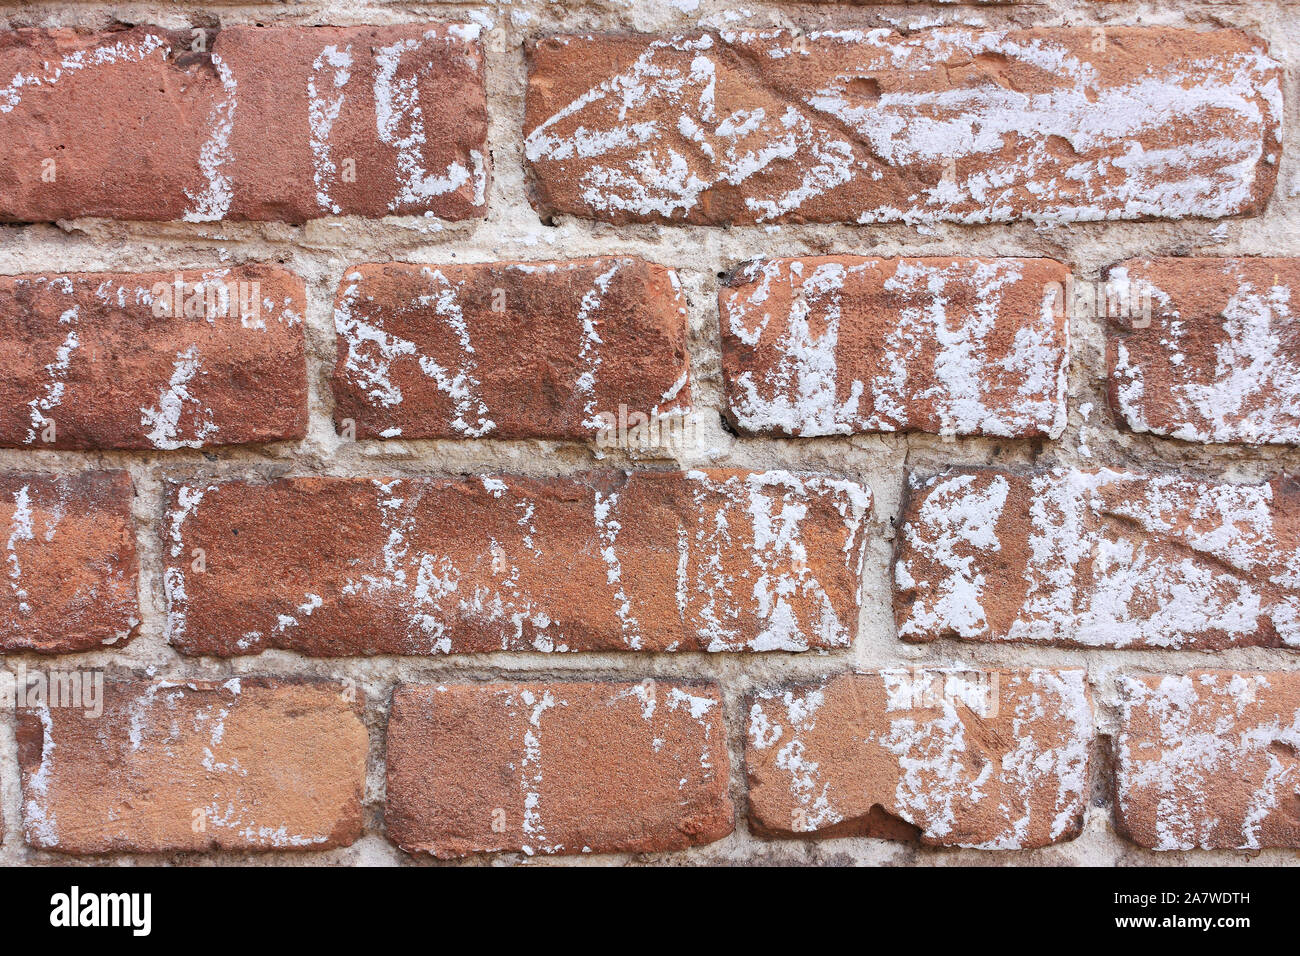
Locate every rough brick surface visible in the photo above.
<box><xmin>1108</xmin><ymin>258</ymin><xmax>1300</xmax><ymax>446</ymax></box>
<box><xmin>0</xmin><ymin>471</ymin><xmax>137</xmax><ymax>653</ymax></box>
<box><xmin>332</xmin><ymin>257</ymin><xmax>690</xmax><ymax>440</ymax></box>
<box><xmin>524</xmin><ymin>28</ymin><xmax>1280</xmax><ymax>226</ymax></box>
<box><xmin>720</xmin><ymin>256</ymin><xmax>1068</xmax><ymax>437</ymax></box>
<box><xmin>3</xmin><ymin>0</ymin><xmax>1299</xmax><ymax>871</ymax></box>
<box><xmin>746</xmin><ymin>669</ymin><xmax>1092</xmax><ymax>848</ymax></box>
<box><xmin>1115</xmin><ymin>672</ymin><xmax>1300</xmax><ymax>850</ymax></box>
<box><xmin>164</xmin><ymin>470</ymin><xmax>869</xmax><ymax>655</ymax></box>
<box><xmin>0</xmin><ymin>24</ymin><xmax>487</xmax><ymax>223</ymax></box>
<box><xmin>895</xmin><ymin>468</ymin><xmax>1300</xmax><ymax>649</ymax></box>
<box><xmin>0</xmin><ymin>266</ymin><xmax>306</xmax><ymax>449</ymax></box>
<box><xmin>17</xmin><ymin>679</ymin><xmax>367</xmax><ymax>854</ymax></box>
<box><xmin>386</xmin><ymin>681</ymin><xmax>733</xmax><ymax>857</ymax></box>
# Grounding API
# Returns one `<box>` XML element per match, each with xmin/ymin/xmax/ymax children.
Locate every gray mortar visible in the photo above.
<box><xmin>0</xmin><ymin>0</ymin><xmax>1298</xmax><ymax>866</ymax></box>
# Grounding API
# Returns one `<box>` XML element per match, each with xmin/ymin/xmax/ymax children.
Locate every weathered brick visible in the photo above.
<box><xmin>524</xmin><ymin>28</ymin><xmax>1280</xmax><ymax>226</ymax></box>
<box><xmin>0</xmin><ymin>24</ymin><xmax>487</xmax><ymax>223</ymax></box>
<box><xmin>0</xmin><ymin>267</ymin><xmax>306</xmax><ymax>449</ymax></box>
<box><xmin>386</xmin><ymin>680</ymin><xmax>733</xmax><ymax>857</ymax></box>
<box><xmin>895</xmin><ymin>468</ymin><xmax>1300</xmax><ymax>649</ymax></box>
<box><xmin>17</xmin><ymin>679</ymin><xmax>366</xmax><ymax>854</ymax></box>
<box><xmin>0</xmin><ymin>471</ymin><xmax>137</xmax><ymax>653</ymax></box>
<box><xmin>1115</xmin><ymin>671</ymin><xmax>1300</xmax><ymax>850</ymax></box>
<box><xmin>164</xmin><ymin>470</ymin><xmax>869</xmax><ymax>655</ymax></box>
<box><xmin>1108</xmin><ymin>258</ymin><xmax>1300</xmax><ymax>445</ymax></box>
<box><xmin>332</xmin><ymin>258</ymin><xmax>690</xmax><ymax>441</ymax></box>
<box><xmin>720</xmin><ymin>256</ymin><xmax>1068</xmax><ymax>437</ymax></box>
<box><xmin>746</xmin><ymin>668</ymin><xmax>1092</xmax><ymax>848</ymax></box>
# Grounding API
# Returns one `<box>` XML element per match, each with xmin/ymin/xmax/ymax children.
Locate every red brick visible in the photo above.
<box><xmin>524</xmin><ymin>28</ymin><xmax>1279</xmax><ymax>226</ymax></box>
<box><xmin>17</xmin><ymin>678</ymin><xmax>366</xmax><ymax>854</ymax></box>
<box><xmin>895</xmin><ymin>468</ymin><xmax>1300</xmax><ymax>649</ymax></box>
<box><xmin>0</xmin><ymin>471</ymin><xmax>137</xmax><ymax>653</ymax></box>
<box><xmin>164</xmin><ymin>470</ymin><xmax>869</xmax><ymax>656</ymax></box>
<box><xmin>1115</xmin><ymin>671</ymin><xmax>1300</xmax><ymax>850</ymax></box>
<box><xmin>746</xmin><ymin>668</ymin><xmax>1092</xmax><ymax>848</ymax></box>
<box><xmin>720</xmin><ymin>256</ymin><xmax>1068</xmax><ymax>437</ymax></box>
<box><xmin>0</xmin><ymin>266</ymin><xmax>306</xmax><ymax>449</ymax></box>
<box><xmin>1108</xmin><ymin>258</ymin><xmax>1300</xmax><ymax>445</ymax></box>
<box><xmin>0</xmin><ymin>24</ymin><xmax>487</xmax><ymax>223</ymax></box>
<box><xmin>332</xmin><ymin>258</ymin><xmax>689</xmax><ymax>441</ymax></box>
<box><xmin>386</xmin><ymin>680</ymin><xmax>733</xmax><ymax>857</ymax></box>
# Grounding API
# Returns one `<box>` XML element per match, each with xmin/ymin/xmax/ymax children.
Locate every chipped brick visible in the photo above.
<box><xmin>746</xmin><ymin>669</ymin><xmax>1093</xmax><ymax>848</ymax></box>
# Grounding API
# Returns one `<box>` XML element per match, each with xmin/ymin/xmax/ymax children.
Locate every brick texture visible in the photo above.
<box><xmin>1108</xmin><ymin>258</ymin><xmax>1300</xmax><ymax>446</ymax></box>
<box><xmin>0</xmin><ymin>266</ymin><xmax>306</xmax><ymax>449</ymax></box>
<box><xmin>746</xmin><ymin>669</ymin><xmax>1092</xmax><ymax>848</ymax></box>
<box><xmin>163</xmin><ymin>470</ymin><xmax>869</xmax><ymax>655</ymax></box>
<box><xmin>17</xmin><ymin>679</ymin><xmax>367</xmax><ymax>854</ymax></box>
<box><xmin>1</xmin><ymin>1</ymin><xmax>1298</xmax><ymax>869</ymax></box>
<box><xmin>524</xmin><ymin>28</ymin><xmax>1280</xmax><ymax>226</ymax></box>
<box><xmin>332</xmin><ymin>258</ymin><xmax>689</xmax><ymax>440</ymax></box>
<box><xmin>0</xmin><ymin>471</ymin><xmax>138</xmax><ymax>653</ymax></box>
<box><xmin>0</xmin><ymin>24</ymin><xmax>487</xmax><ymax>223</ymax></box>
<box><xmin>385</xmin><ymin>681</ymin><xmax>733</xmax><ymax>857</ymax></box>
<box><xmin>720</xmin><ymin>256</ymin><xmax>1069</xmax><ymax>437</ymax></box>
<box><xmin>895</xmin><ymin>468</ymin><xmax>1300</xmax><ymax>650</ymax></box>
<box><xmin>1115</xmin><ymin>672</ymin><xmax>1300</xmax><ymax>850</ymax></box>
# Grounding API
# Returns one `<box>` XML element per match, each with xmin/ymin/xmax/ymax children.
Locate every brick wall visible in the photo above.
<box><xmin>0</xmin><ymin>0</ymin><xmax>1298</xmax><ymax>865</ymax></box>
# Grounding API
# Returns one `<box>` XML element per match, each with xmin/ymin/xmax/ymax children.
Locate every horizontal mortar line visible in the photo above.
<box><xmin>12</xmin><ymin>218</ymin><xmax>1300</xmax><ymax>255</ymax></box>
<box><xmin>3</xmin><ymin>430</ymin><xmax>1297</xmax><ymax>467</ymax></box>
<box><xmin>11</xmin><ymin>649</ymin><xmax>1298</xmax><ymax>678</ymax></box>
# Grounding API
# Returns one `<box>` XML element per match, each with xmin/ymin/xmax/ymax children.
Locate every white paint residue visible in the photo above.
<box><xmin>141</xmin><ymin>345</ymin><xmax>219</xmax><ymax>449</ymax></box>
<box><xmin>898</xmin><ymin>468</ymin><xmax>1298</xmax><ymax>648</ymax></box>
<box><xmin>374</xmin><ymin>33</ymin><xmax>476</xmax><ymax>211</ymax></box>
<box><xmin>726</xmin><ymin>261</ymin><xmax>858</xmax><ymax>435</ymax></box>
<box><xmin>747</xmin><ymin>686</ymin><xmax>842</xmax><ymax>831</ymax></box>
<box><xmin>750</xmin><ymin>670</ymin><xmax>1090</xmax><ymax>848</ymax></box>
<box><xmin>594</xmin><ymin>490</ymin><xmax>642</xmax><ymax>649</ymax></box>
<box><xmin>526</xmin><ymin>35</ymin><xmax>855</xmax><ymax>222</ymax></box>
<box><xmin>169</xmin><ymin>471</ymin><xmax>866</xmax><ymax>655</ymax></box>
<box><xmin>334</xmin><ymin>276</ymin><xmax>415</xmax><ymax>409</ymax></box>
<box><xmin>334</xmin><ymin>269</ymin><xmax>496</xmax><ymax>435</ymax></box>
<box><xmin>6</xmin><ymin>485</ymin><xmax>34</xmax><ymax>614</ymax></box>
<box><xmin>896</xmin><ymin>472</ymin><xmax>1009</xmax><ymax>640</ymax></box>
<box><xmin>1116</xmin><ymin>674</ymin><xmax>1300</xmax><ymax>850</ymax></box>
<box><xmin>576</xmin><ymin>261</ymin><xmax>623</xmax><ymax>430</ymax></box>
<box><xmin>184</xmin><ymin>54</ymin><xmax>237</xmax><ymax>222</ymax></box>
<box><xmin>686</xmin><ymin>471</ymin><xmax>869</xmax><ymax>651</ymax></box>
<box><xmin>881</xmin><ymin>669</ymin><xmax>1090</xmax><ymax>849</ymax></box>
<box><xmin>518</xmin><ymin>689</ymin><xmax>559</xmax><ymax>852</ymax></box>
<box><xmin>2</xmin><ymin>32</ymin><xmax>170</xmax><ymax>114</ymax></box>
<box><xmin>415</xmin><ymin>269</ymin><xmax>495</xmax><ymax>436</ymax></box>
<box><xmin>308</xmin><ymin>44</ymin><xmax>354</xmax><ymax>214</ymax></box>
<box><xmin>163</xmin><ymin>485</ymin><xmax>213</xmax><ymax>644</ymax></box>
<box><xmin>22</xmin><ymin>703</ymin><xmax>58</xmax><ymax>846</ymax></box>
<box><xmin>725</xmin><ymin>258</ymin><xmax>1065</xmax><ymax>437</ymax></box>
<box><xmin>25</xmin><ymin>307</ymin><xmax>80</xmax><ymax>445</ymax></box>
<box><xmin>526</xmin><ymin>29</ymin><xmax>1280</xmax><ymax>224</ymax></box>
<box><xmin>1114</xmin><ymin>263</ymin><xmax>1300</xmax><ymax>444</ymax></box>
<box><xmin>881</xmin><ymin>702</ymin><xmax>982</xmax><ymax>841</ymax></box>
